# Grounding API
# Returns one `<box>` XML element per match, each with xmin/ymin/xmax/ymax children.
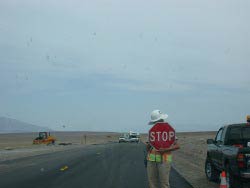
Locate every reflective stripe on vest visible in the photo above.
<box><xmin>147</xmin><ymin>150</ymin><xmax>172</xmax><ymax>163</ymax></box>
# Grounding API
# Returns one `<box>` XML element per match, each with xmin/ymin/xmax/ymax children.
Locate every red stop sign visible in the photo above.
<box><xmin>149</xmin><ymin>122</ymin><xmax>176</xmax><ymax>150</ymax></box>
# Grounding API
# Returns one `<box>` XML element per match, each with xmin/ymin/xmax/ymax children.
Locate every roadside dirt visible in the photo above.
<box><xmin>173</xmin><ymin>132</ymin><xmax>218</xmax><ymax>188</ymax></box>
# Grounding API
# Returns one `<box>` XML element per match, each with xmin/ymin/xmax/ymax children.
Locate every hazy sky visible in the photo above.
<box><xmin>0</xmin><ymin>0</ymin><xmax>249</xmax><ymax>132</ymax></box>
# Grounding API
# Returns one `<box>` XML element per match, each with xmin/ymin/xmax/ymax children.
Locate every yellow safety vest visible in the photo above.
<box><xmin>147</xmin><ymin>148</ymin><xmax>172</xmax><ymax>163</ymax></box>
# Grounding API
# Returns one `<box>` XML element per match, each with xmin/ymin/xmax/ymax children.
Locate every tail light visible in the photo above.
<box><xmin>237</xmin><ymin>154</ymin><xmax>246</xmax><ymax>168</ymax></box>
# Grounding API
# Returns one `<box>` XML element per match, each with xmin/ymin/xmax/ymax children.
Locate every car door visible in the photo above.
<box><xmin>216</xmin><ymin>127</ymin><xmax>226</xmax><ymax>169</ymax></box>
<box><xmin>214</xmin><ymin>128</ymin><xmax>224</xmax><ymax>168</ymax></box>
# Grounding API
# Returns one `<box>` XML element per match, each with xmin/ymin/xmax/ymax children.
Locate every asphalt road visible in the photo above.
<box><xmin>0</xmin><ymin>143</ymin><xmax>193</xmax><ymax>188</ymax></box>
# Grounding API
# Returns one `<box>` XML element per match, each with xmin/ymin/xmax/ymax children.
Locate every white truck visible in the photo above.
<box><xmin>119</xmin><ymin>131</ymin><xmax>140</xmax><ymax>143</ymax></box>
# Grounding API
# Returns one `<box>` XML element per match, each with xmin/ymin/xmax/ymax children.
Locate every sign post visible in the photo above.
<box><xmin>149</xmin><ymin>122</ymin><xmax>176</xmax><ymax>150</ymax></box>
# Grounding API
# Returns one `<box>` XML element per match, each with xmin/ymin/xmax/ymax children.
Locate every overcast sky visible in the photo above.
<box><xmin>0</xmin><ymin>0</ymin><xmax>249</xmax><ymax>133</ymax></box>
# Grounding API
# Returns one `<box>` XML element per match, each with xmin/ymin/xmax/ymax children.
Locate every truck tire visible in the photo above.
<box><xmin>205</xmin><ymin>158</ymin><xmax>219</xmax><ymax>182</ymax></box>
<box><xmin>225</xmin><ymin>164</ymin><xmax>243</xmax><ymax>188</ymax></box>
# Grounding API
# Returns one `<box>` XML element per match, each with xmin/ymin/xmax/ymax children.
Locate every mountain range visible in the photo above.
<box><xmin>0</xmin><ymin>117</ymin><xmax>52</xmax><ymax>133</ymax></box>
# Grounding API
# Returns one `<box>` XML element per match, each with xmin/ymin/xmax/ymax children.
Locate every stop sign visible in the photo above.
<box><xmin>149</xmin><ymin>122</ymin><xmax>176</xmax><ymax>150</ymax></box>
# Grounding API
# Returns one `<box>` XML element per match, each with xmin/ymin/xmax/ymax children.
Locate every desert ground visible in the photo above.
<box><xmin>172</xmin><ymin>132</ymin><xmax>218</xmax><ymax>188</ymax></box>
<box><xmin>0</xmin><ymin>131</ymin><xmax>220</xmax><ymax>188</ymax></box>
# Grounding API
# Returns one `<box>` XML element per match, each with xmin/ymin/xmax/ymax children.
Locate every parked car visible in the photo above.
<box><xmin>205</xmin><ymin>122</ymin><xmax>250</xmax><ymax>188</ymax></box>
<box><xmin>119</xmin><ymin>132</ymin><xmax>139</xmax><ymax>143</ymax></box>
<box><xmin>118</xmin><ymin>135</ymin><xmax>127</xmax><ymax>143</ymax></box>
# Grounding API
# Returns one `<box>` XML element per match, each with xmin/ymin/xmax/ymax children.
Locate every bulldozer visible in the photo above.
<box><xmin>33</xmin><ymin>132</ymin><xmax>56</xmax><ymax>145</ymax></box>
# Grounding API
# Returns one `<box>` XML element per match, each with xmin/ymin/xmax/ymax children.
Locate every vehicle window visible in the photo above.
<box><xmin>124</xmin><ymin>134</ymin><xmax>130</xmax><ymax>139</ymax></box>
<box><xmin>242</xmin><ymin>127</ymin><xmax>250</xmax><ymax>139</ymax></box>
<box><xmin>227</xmin><ymin>127</ymin><xmax>250</xmax><ymax>145</ymax></box>
<box><xmin>215</xmin><ymin>129</ymin><xmax>223</xmax><ymax>142</ymax></box>
<box><xmin>229</xmin><ymin>127</ymin><xmax>242</xmax><ymax>140</ymax></box>
<box><xmin>221</xmin><ymin>127</ymin><xmax>227</xmax><ymax>142</ymax></box>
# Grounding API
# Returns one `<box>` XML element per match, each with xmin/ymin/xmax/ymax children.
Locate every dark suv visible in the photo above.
<box><xmin>205</xmin><ymin>123</ymin><xmax>250</xmax><ymax>188</ymax></box>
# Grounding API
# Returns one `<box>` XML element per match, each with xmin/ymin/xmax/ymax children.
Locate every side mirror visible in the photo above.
<box><xmin>207</xmin><ymin>139</ymin><xmax>215</xmax><ymax>144</ymax></box>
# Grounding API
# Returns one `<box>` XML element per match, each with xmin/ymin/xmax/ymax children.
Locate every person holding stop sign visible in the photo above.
<box><xmin>146</xmin><ymin>110</ymin><xmax>180</xmax><ymax>188</ymax></box>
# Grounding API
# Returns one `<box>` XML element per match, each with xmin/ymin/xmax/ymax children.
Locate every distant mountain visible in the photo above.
<box><xmin>0</xmin><ymin>117</ymin><xmax>52</xmax><ymax>133</ymax></box>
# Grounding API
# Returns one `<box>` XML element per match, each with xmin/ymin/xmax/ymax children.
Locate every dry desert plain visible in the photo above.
<box><xmin>0</xmin><ymin>131</ymin><xmax>219</xmax><ymax>188</ymax></box>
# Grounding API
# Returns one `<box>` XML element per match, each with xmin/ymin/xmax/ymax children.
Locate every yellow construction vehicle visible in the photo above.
<box><xmin>247</xmin><ymin>115</ymin><xmax>250</xmax><ymax>123</ymax></box>
<box><xmin>33</xmin><ymin>132</ymin><xmax>56</xmax><ymax>144</ymax></box>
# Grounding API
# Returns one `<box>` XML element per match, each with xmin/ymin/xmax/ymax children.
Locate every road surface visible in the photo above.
<box><xmin>0</xmin><ymin>143</ymin><xmax>193</xmax><ymax>188</ymax></box>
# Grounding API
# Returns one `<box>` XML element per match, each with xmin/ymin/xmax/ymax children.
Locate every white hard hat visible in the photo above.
<box><xmin>149</xmin><ymin>110</ymin><xmax>168</xmax><ymax>124</ymax></box>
